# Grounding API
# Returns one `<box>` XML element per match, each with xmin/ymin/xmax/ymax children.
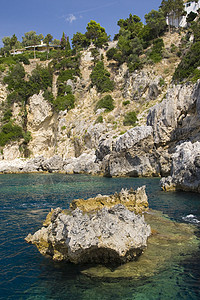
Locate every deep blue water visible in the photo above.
<box><xmin>0</xmin><ymin>174</ymin><xmax>200</xmax><ymax>299</ymax></box>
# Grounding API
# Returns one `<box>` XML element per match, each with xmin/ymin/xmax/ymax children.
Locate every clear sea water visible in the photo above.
<box><xmin>0</xmin><ymin>173</ymin><xmax>200</xmax><ymax>300</ymax></box>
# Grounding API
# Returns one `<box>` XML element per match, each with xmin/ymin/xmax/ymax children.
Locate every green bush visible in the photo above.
<box><xmin>53</xmin><ymin>94</ymin><xmax>75</xmax><ymax>111</ymax></box>
<box><xmin>95</xmin><ymin>95</ymin><xmax>114</xmax><ymax>112</ymax></box>
<box><xmin>95</xmin><ymin>115</ymin><xmax>103</xmax><ymax>124</ymax></box>
<box><xmin>29</xmin><ymin>65</ymin><xmax>53</xmax><ymax>93</ymax></box>
<box><xmin>123</xmin><ymin>111</ymin><xmax>138</xmax><ymax>126</ymax></box>
<box><xmin>23</xmin><ymin>131</ymin><xmax>32</xmax><ymax>144</ymax></box>
<box><xmin>7</xmin><ymin>91</ymin><xmax>24</xmax><ymax>104</ymax></box>
<box><xmin>0</xmin><ymin>122</ymin><xmax>23</xmax><ymax>146</ymax></box>
<box><xmin>149</xmin><ymin>38</ymin><xmax>164</xmax><ymax>63</ymax></box>
<box><xmin>159</xmin><ymin>78</ymin><xmax>165</xmax><ymax>87</ymax></box>
<box><xmin>191</xmin><ymin>68</ymin><xmax>200</xmax><ymax>83</ymax></box>
<box><xmin>15</xmin><ymin>55</ymin><xmax>30</xmax><ymax>65</ymax></box>
<box><xmin>0</xmin><ymin>56</ymin><xmax>16</xmax><ymax>67</ymax></box>
<box><xmin>3</xmin><ymin>109</ymin><xmax>12</xmax><ymax>121</ymax></box>
<box><xmin>173</xmin><ymin>41</ymin><xmax>200</xmax><ymax>82</ymax></box>
<box><xmin>43</xmin><ymin>90</ymin><xmax>54</xmax><ymax>103</ymax></box>
<box><xmin>57</xmin><ymin>69</ymin><xmax>75</xmax><ymax>82</ymax></box>
<box><xmin>122</xmin><ymin>100</ymin><xmax>130</xmax><ymax>106</ymax></box>
<box><xmin>106</xmin><ymin>48</ymin><xmax>118</xmax><ymax>60</ymax></box>
<box><xmin>90</xmin><ymin>61</ymin><xmax>114</xmax><ymax>93</ymax></box>
<box><xmin>57</xmin><ymin>84</ymin><xmax>72</xmax><ymax>97</ymax></box>
<box><xmin>3</xmin><ymin>63</ymin><xmax>25</xmax><ymax>91</ymax></box>
<box><xmin>0</xmin><ymin>65</ymin><xmax>6</xmax><ymax>72</ymax></box>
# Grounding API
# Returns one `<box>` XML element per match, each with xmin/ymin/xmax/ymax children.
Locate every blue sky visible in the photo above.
<box><xmin>0</xmin><ymin>0</ymin><xmax>162</xmax><ymax>47</ymax></box>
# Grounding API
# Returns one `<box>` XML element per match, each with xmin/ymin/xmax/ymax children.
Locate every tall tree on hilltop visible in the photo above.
<box><xmin>60</xmin><ymin>32</ymin><xmax>67</xmax><ymax>50</ymax></box>
<box><xmin>66</xmin><ymin>36</ymin><xmax>71</xmax><ymax>51</ymax></box>
<box><xmin>72</xmin><ymin>32</ymin><xmax>90</xmax><ymax>50</ymax></box>
<box><xmin>174</xmin><ymin>0</ymin><xmax>185</xmax><ymax>25</ymax></box>
<box><xmin>10</xmin><ymin>34</ymin><xmax>18</xmax><ymax>54</ymax></box>
<box><xmin>44</xmin><ymin>34</ymin><xmax>53</xmax><ymax>59</ymax></box>
<box><xmin>1</xmin><ymin>37</ymin><xmax>11</xmax><ymax>56</ymax></box>
<box><xmin>160</xmin><ymin>0</ymin><xmax>184</xmax><ymax>31</ymax></box>
<box><xmin>116</xmin><ymin>14</ymin><xmax>143</xmax><ymax>40</ymax></box>
<box><xmin>22</xmin><ymin>31</ymin><xmax>43</xmax><ymax>47</ymax></box>
<box><xmin>85</xmin><ymin>20</ymin><xmax>110</xmax><ymax>48</ymax></box>
<box><xmin>145</xmin><ymin>9</ymin><xmax>166</xmax><ymax>37</ymax></box>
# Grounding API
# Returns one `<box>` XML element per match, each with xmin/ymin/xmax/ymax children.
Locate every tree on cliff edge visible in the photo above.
<box><xmin>44</xmin><ymin>34</ymin><xmax>53</xmax><ymax>59</ymax></box>
<box><xmin>85</xmin><ymin>20</ymin><xmax>110</xmax><ymax>48</ymax></box>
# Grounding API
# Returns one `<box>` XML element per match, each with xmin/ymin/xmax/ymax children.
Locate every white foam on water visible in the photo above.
<box><xmin>182</xmin><ymin>214</ymin><xmax>200</xmax><ymax>224</ymax></box>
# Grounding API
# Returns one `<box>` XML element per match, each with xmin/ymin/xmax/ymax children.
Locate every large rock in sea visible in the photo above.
<box><xmin>25</xmin><ymin>187</ymin><xmax>151</xmax><ymax>264</ymax></box>
<box><xmin>160</xmin><ymin>141</ymin><xmax>200</xmax><ymax>193</ymax></box>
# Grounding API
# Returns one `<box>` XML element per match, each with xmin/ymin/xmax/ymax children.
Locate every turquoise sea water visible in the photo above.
<box><xmin>0</xmin><ymin>174</ymin><xmax>200</xmax><ymax>299</ymax></box>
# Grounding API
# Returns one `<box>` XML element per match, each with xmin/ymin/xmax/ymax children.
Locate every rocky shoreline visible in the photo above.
<box><xmin>1</xmin><ymin>78</ymin><xmax>200</xmax><ymax>193</ymax></box>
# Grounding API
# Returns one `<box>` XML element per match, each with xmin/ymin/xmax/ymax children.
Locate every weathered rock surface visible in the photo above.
<box><xmin>123</xmin><ymin>69</ymin><xmax>162</xmax><ymax>101</ymax></box>
<box><xmin>97</xmin><ymin>126</ymin><xmax>159</xmax><ymax>177</ymax></box>
<box><xmin>25</xmin><ymin>187</ymin><xmax>151</xmax><ymax>264</ymax></box>
<box><xmin>147</xmin><ymin>82</ymin><xmax>199</xmax><ymax>144</ymax></box>
<box><xmin>70</xmin><ymin>186</ymin><xmax>149</xmax><ymax>214</ymax></box>
<box><xmin>161</xmin><ymin>141</ymin><xmax>200</xmax><ymax>193</ymax></box>
<box><xmin>26</xmin><ymin>206</ymin><xmax>151</xmax><ymax>264</ymax></box>
<box><xmin>0</xmin><ymin>158</ymin><xmax>27</xmax><ymax>173</ymax></box>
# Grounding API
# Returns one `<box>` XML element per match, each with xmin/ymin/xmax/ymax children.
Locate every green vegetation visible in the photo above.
<box><xmin>0</xmin><ymin>122</ymin><xmax>23</xmax><ymax>146</ymax></box>
<box><xmin>145</xmin><ymin>9</ymin><xmax>166</xmax><ymax>38</ymax></box>
<box><xmin>90</xmin><ymin>61</ymin><xmax>114</xmax><ymax>93</ymax></box>
<box><xmin>149</xmin><ymin>38</ymin><xmax>164</xmax><ymax>63</ymax></box>
<box><xmin>160</xmin><ymin>0</ymin><xmax>184</xmax><ymax>31</ymax></box>
<box><xmin>108</xmin><ymin>10</ymin><xmax>167</xmax><ymax>72</ymax></box>
<box><xmin>53</xmin><ymin>94</ymin><xmax>75</xmax><ymax>112</ymax></box>
<box><xmin>95</xmin><ymin>95</ymin><xmax>114</xmax><ymax>112</ymax></box>
<box><xmin>173</xmin><ymin>41</ymin><xmax>200</xmax><ymax>82</ymax></box>
<box><xmin>95</xmin><ymin>115</ymin><xmax>103</xmax><ymax>124</ymax></box>
<box><xmin>122</xmin><ymin>100</ymin><xmax>130</xmax><ymax>106</ymax></box>
<box><xmin>123</xmin><ymin>111</ymin><xmax>138</xmax><ymax>126</ymax></box>
<box><xmin>72</xmin><ymin>20</ymin><xmax>110</xmax><ymax>50</ymax></box>
<box><xmin>159</xmin><ymin>78</ymin><xmax>165</xmax><ymax>87</ymax></box>
<box><xmin>2</xmin><ymin>109</ymin><xmax>12</xmax><ymax>122</ymax></box>
<box><xmin>173</xmin><ymin>13</ymin><xmax>200</xmax><ymax>82</ymax></box>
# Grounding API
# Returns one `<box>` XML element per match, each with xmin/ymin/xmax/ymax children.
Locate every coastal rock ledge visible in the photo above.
<box><xmin>25</xmin><ymin>187</ymin><xmax>151</xmax><ymax>264</ymax></box>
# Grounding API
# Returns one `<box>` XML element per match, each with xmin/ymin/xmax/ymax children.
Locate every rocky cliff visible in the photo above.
<box><xmin>0</xmin><ymin>32</ymin><xmax>200</xmax><ymax>192</ymax></box>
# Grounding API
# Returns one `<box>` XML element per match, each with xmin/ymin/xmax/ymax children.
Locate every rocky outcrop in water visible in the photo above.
<box><xmin>70</xmin><ymin>185</ymin><xmax>149</xmax><ymax>214</ymax></box>
<box><xmin>160</xmin><ymin>141</ymin><xmax>200</xmax><ymax>192</ymax></box>
<box><xmin>25</xmin><ymin>187</ymin><xmax>151</xmax><ymax>264</ymax></box>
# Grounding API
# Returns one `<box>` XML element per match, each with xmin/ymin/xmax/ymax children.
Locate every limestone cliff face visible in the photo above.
<box><xmin>26</xmin><ymin>92</ymin><xmax>57</xmax><ymax>158</ymax></box>
<box><xmin>94</xmin><ymin>80</ymin><xmax>200</xmax><ymax>184</ymax></box>
<box><xmin>0</xmin><ymin>35</ymin><xmax>200</xmax><ymax>192</ymax></box>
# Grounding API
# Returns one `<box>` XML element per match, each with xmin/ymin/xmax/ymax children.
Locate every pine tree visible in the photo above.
<box><xmin>60</xmin><ymin>32</ymin><xmax>67</xmax><ymax>50</ymax></box>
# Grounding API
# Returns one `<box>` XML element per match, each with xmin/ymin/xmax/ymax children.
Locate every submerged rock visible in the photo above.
<box><xmin>82</xmin><ymin>210</ymin><xmax>199</xmax><ymax>279</ymax></box>
<box><xmin>25</xmin><ymin>188</ymin><xmax>151</xmax><ymax>264</ymax></box>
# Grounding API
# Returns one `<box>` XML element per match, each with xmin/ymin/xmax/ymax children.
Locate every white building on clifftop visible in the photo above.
<box><xmin>166</xmin><ymin>0</ymin><xmax>200</xmax><ymax>27</ymax></box>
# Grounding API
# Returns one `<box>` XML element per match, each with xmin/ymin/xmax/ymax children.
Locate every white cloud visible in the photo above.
<box><xmin>66</xmin><ymin>14</ymin><xmax>77</xmax><ymax>23</ymax></box>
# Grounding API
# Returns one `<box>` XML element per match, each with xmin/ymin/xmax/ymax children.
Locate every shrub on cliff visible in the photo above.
<box><xmin>173</xmin><ymin>41</ymin><xmax>200</xmax><ymax>82</ymax></box>
<box><xmin>0</xmin><ymin>122</ymin><xmax>24</xmax><ymax>146</ymax></box>
<box><xmin>53</xmin><ymin>94</ymin><xmax>75</xmax><ymax>111</ymax></box>
<box><xmin>3</xmin><ymin>63</ymin><xmax>25</xmax><ymax>91</ymax></box>
<box><xmin>148</xmin><ymin>38</ymin><xmax>164</xmax><ymax>63</ymax></box>
<box><xmin>123</xmin><ymin>111</ymin><xmax>138</xmax><ymax>126</ymax></box>
<box><xmin>95</xmin><ymin>95</ymin><xmax>114</xmax><ymax>112</ymax></box>
<box><xmin>90</xmin><ymin>61</ymin><xmax>114</xmax><ymax>93</ymax></box>
<box><xmin>29</xmin><ymin>65</ymin><xmax>53</xmax><ymax>94</ymax></box>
